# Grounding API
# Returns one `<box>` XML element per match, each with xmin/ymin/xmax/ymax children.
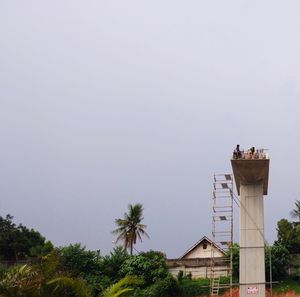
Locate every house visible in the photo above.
<box><xmin>179</xmin><ymin>236</ymin><xmax>225</xmax><ymax>259</ymax></box>
<box><xmin>166</xmin><ymin>236</ymin><xmax>229</xmax><ymax>279</ymax></box>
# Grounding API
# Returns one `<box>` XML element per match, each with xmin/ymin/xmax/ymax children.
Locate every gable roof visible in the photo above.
<box><xmin>179</xmin><ymin>236</ymin><xmax>225</xmax><ymax>259</ymax></box>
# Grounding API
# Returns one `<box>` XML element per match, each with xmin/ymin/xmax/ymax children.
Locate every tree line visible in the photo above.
<box><xmin>1</xmin><ymin>201</ymin><xmax>300</xmax><ymax>296</ymax></box>
<box><xmin>0</xmin><ymin>204</ymin><xmax>208</xmax><ymax>297</ymax></box>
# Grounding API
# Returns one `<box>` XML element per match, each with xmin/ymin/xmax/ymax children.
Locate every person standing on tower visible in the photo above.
<box><xmin>233</xmin><ymin>144</ymin><xmax>242</xmax><ymax>159</ymax></box>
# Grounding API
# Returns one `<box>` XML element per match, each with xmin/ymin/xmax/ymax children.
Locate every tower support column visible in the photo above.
<box><xmin>239</xmin><ymin>183</ymin><xmax>265</xmax><ymax>297</ymax></box>
<box><xmin>231</xmin><ymin>155</ymin><xmax>269</xmax><ymax>297</ymax></box>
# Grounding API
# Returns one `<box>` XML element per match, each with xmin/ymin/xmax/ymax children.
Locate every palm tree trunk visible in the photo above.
<box><xmin>130</xmin><ymin>242</ymin><xmax>133</xmax><ymax>256</ymax></box>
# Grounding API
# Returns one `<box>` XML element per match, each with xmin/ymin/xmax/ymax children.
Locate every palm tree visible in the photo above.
<box><xmin>0</xmin><ymin>264</ymin><xmax>39</xmax><ymax>297</ymax></box>
<box><xmin>0</xmin><ymin>254</ymin><xmax>93</xmax><ymax>297</ymax></box>
<box><xmin>290</xmin><ymin>199</ymin><xmax>300</xmax><ymax>222</ymax></box>
<box><xmin>112</xmin><ymin>204</ymin><xmax>149</xmax><ymax>255</ymax></box>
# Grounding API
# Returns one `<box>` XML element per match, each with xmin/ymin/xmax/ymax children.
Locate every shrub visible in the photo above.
<box><xmin>120</xmin><ymin>251</ymin><xmax>169</xmax><ymax>285</ymax></box>
<box><xmin>178</xmin><ymin>278</ymin><xmax>210</xmax><ymax>297</ymax></box>
<box><xmin>58</xmin><ymin>244</ymin><xmax>102</xmax><ymax>277</ymax></box>
<box><xmin>134</xmin><ymin>275</ymin><xmax>179</xmax><ymax>297</ymax></box>
<box><xmin>265</xmin><ymin>243</ymin><xmax>290</xmax><ymax>281</ymax></box>
<box><xmin>101</xmin><ymin>246</ymin><xmax>129</xmax><ymax>283</ymax></box>
<box><xmin>177</xmin><ymin>270</ymin><xmax>184</xmax><ymax>282</ymax></box>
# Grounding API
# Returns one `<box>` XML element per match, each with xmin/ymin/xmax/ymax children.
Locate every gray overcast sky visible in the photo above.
<box><xmin>1</xmin><ymin>1</ymin><xmax>300</xmax><ymax>258</ymax></box>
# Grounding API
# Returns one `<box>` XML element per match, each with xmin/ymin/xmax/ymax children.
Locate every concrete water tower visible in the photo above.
<box><xmin>231</xmin><ymin>147</ymin><xmax>270</xmax><ymax>297</ymax></box>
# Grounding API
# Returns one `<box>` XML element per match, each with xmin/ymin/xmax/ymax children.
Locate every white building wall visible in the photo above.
<box><xmin>184</xmin><ymin>243</ymin><xmax>224</xmax><ymax>259</ymax></box>
<box><xmin>169</xmin><ymin>265</ymin><xmax>228</xmax><ymax>279</ymax></box>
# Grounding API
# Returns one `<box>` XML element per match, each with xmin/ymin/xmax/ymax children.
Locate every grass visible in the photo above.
<box><xmin>272</xmin><ymin>279</ymin><xmax>300</xmax><ymax>294</ymax></box>
<box><xmin>177</xmin><ymin>277</ymin><xmax>233</xmax><ymax>297</ymax></box>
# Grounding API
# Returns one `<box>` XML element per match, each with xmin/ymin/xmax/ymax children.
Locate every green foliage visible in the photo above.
<box><xmin>176</xmin><ymin>270</ymin><xmax>193</xmax><ymax>283</ymax></box>
<box><xmin>39</xmin><ymin>251</ymin><xmax>93</xmax><ymax>297</ymax></box>
<box><xmin>0</xmin><ymin>214</ymin><xmax>53</xmax><ymax>261</ymax></box>
<box><xmin>30</xmin><ymin>241</ymin><xmax>54</xmax><ymax>258</ymax></box>
<box><xmin>0</xmin><ymin>253</ymin><xmax>93</xmax><ymax>297</ymax></box>
<box><xmin>134</xmin><ymin>274</ymin><xmax>179</xmax><ymax>297</ymax></box>
<box><xmin>47</xmin><ymin>276</ymin><xmax>93</xmax><ymax>297</ymax></box>
<box><xmin>296</xmin><ymin>255</ymin><xmax>300</xmax><ymax>279</ymax></box>
<box><xmin>290</xmin><ymin>200</ymin><xmax>300</xmax><ymax>222</ymax></box>
<box><xmin>57</xmin><ymin>244</ymin><xmax>106</xmax><ymax>296</ymax></box>
<box><xmin>226</xmin><ymin>242</ymin><xmax>290</xmax><ymax>281</ymax></box>
<box><xmin>225</xmin><ymin>243</ymin><xmax>239</xmax><ymax>278</ymax></box>
<box><xmin>102</xmin><ymin>275</ymin><xmax>143</xmax><ymax>297</ymax></box>
<box><xmin>177</xmin><ymin>278</ymin><xmax>210</xmax><ymax>297</ymax></box>
<box><xmin>176</xmin><ymin>270</ymin><xmax>184</xmax><ymax>282</ymax></box>
<box><xmin>276</xmin><ymin>218</ymin><xmax>300</xmax><ymax>253</ymax></box>
<box><xmin>120</xmin><ymin>251</ymin><xmax>169</xmax><ymax>285</ymax></box>
<box><xmin>101</xmin><ymin>247</ymin><xmax>129</xmax><ymax>283</ymax></box>
<box><xmin>112</xmin><ymin>204</ymin><xmax>149</xmax><ymax>255</ymax></box>
<box><xmin>0</xmin><ymin>264</ymin><xmax>6</xmax><ymax>279</ymax></box>
<box><xmin>58</xmin><ymin>243</ymin><xmax>102</xmax><ymax>277</ymax></box>
<box><xmin>265</xmin><ymin>243</ymin><xmax>290</xmax><ymax>281</ymax></box>
<box><xmin>0</xmin><ymin>264</ymin><xmax>39</xmax><ymax>297</ymax></box>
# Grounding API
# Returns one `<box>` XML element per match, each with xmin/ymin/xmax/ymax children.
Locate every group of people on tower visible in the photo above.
<box><xmin>233</xmin><ymin>145</ymin><xmax>267</xmax><ymax>160</ymax></box>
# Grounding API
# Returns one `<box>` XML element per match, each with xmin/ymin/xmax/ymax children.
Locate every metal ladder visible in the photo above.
<box><xmin>210</xmin><ymin>174</ymin><xmax>233</xmax><ymax>297</ymax></box>
<box><xmin>211</xmin><ymin>276</ymin><xmax>221</xmax><ymax>297</ymax></box>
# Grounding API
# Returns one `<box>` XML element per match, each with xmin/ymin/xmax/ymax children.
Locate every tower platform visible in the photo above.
<box><xmin>230</xmin><ymin>148</ymin><xmax>270</xmax><ymax>297</ymax></box>
<box><xmin>231</xmin><ymin>159</ymin><xmax>269</xmax><ymax>195</ymax></box>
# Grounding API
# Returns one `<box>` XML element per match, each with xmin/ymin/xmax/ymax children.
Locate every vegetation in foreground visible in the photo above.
<box><xmin>1</xmin><ymin>200</ymin><xmax>300</xmax><ymax>296</ymax></box>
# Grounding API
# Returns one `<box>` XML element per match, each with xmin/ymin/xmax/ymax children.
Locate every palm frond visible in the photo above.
<box><xmin>47</xmin><ymin>276</ymin><xmax>93</xmax><ymax>297</ymax></box>
<box><xmin>290</xmin><ymin>199</ymin><xmax>300</xmax><ymax>221</ymax></box>
<box><xmin>101</xmin><ymin>276</ymin><xmax>143</xmax><ymax>297</ymax></box>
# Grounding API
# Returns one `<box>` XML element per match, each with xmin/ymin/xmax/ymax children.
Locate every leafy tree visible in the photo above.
<box><xmin>276</xmin><ymin>218</ymin><xmax>300</xmax><ymax>253</ymax></box>
<box><xmin>0</xmin><ymin>253</ymin><xmax>93</xmax><ymax>297</ymax></box>
<box><xmin>30</xmin><ymin>240</ymin><xmax>54</xmax><ymax>258</ymax></box>
<box><xmin>101</xmin><ymin>246</ymin><xmax>129</xmax><ymax>283</ymax></box>
<box><xmin>47</xmin><ymin>276</ymin><xmax>93</xmax><ymax>297</ymax></box>
<box><xmin>58</xmin><ymin>243</ymin><xmax>105</xmax><ymax>296</ymax></box>
<box><xmin>120</xmin><ymin>251</ymin><xmax>169</xmax><ymax>286</ymax></box>
<box><xmin>38</xmin><ymin>251</ymin><xmax>93</xmax><ymax>297</ymax></box>
<box><xmin>265</xmin><ymin>243</ymin><xmax>290</xmax><ymax>281</ymax></box>
<box><xmin>295</xmin><ymin>256</ymin><xmax>300</xmax><ymax>279</ymax></box>
<box><xmin>224</xmin><ymin>243</ymin><xmax>239</xmax><ymax>279</ymax></box>
<box><xmin>226</xmin><ymin>242</ymin><xmax>290</xmax><ymax>281</ymax></box>
<box><xmin>290</xmin><ymin>200</ymin><xmax>300</xmax><ymax>222</ymax></box>
<box><xmin>58</xmin><ymin>244</ymin><xmax>102</xmax><ymax>277</ymax></box>
<box><xmin>0</xmin><ymin>214</ymin><xmax>53</xmax><ymax>261</ymax></box>
<box><xmin>177</xmin><ymin>270</ymin><xmax>184</xmax><ymax>282</ymax></box>
<box><xmin>0</xmin><ymin>264</ymin><xmax>39</xmax><ymax>297</ymax></box>
<box><xmin>232</xmin><ymin>243</ymin><xmax>240</xmax><ymax>279</ymax></box>
<box><xmin>112</xmin><ymin>204</ymin><xmax>149</xmax><ymax>255</ymax></box>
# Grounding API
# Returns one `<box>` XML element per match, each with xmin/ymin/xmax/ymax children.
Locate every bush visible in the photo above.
<box><xmin>177</xmin><ymin>270</ymin><xmax>184</xmax><ymax>282</ymax></box>
<box><xmin>134</xmin><ymin>275</ymin><xmax>179</xmax><ymax>297</ymax></box>
<box><xmin>265</xmin><ymin>243</ymin><xmax>290</xmax><ymax>281</ymax></box>
<box><xmin>177</xmin><ymin>270</ymin><xmax>193</xmax><ymax>282</ymax></box>
<box><xmin>121</xmin><ymin>251</ymin><xmax>169</xmax><ymax>285</ymax></box>
<box><xmin>0</xmin><ymin>214</ymin><xmax>53</xmax><ymax>261</ymax></box>
<box><xmin>178</xmin><ymin>278</ymin><xmax>210</xmax><ymax>297</ymax></box>
<box><xmin>296</xmin><ymin>255</ymin><xmax>300</xmax><ymax>279</ymax></box>
<box><xmin>101</xmin><ymin>246</ymin><xmax>129</xmax><ymax>282</ymax></box>
<box><xmin>58</xmin><ymin>243</ymin><xmax>102</xmax><ymax>277</ymax></box>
